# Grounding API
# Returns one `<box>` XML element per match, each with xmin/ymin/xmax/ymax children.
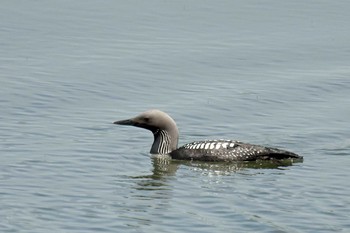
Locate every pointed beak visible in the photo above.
<box><xmin>113</xmin><ymin>116</ymin><xmax>156</xmax><ymax>132</ymax></box>
<box><xmin>113</xmin><ymin>118</ymin><xmax>135</xmax><ymax>126</ymax></box>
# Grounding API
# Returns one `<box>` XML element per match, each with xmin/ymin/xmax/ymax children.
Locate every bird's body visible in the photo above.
<box><xmin>171</xmin><ymin>140</ymin><xmax>300</xmax><ymax>162</ymax></box>
<box><xmin>114</xmin><ymin>109</ymin><xmax>302</xmax><ymax>162</ymax></box>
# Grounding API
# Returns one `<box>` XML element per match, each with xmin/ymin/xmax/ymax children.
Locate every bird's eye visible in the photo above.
<box><xmin>143</xmin><ymin>117</ymin><xmax>150</xmax><ymax>122</ymax></box>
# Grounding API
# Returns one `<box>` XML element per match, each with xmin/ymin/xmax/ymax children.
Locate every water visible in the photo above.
<box><xmin>1</xmin><ymin>1</ymin><xmax>350</xmax><ymax>232</ymax></box>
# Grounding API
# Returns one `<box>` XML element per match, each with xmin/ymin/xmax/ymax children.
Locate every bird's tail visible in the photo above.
<box><xmin>265</xmin><ymin>147</ymin><xmax>303</xmax><ymax>160</ymax></box>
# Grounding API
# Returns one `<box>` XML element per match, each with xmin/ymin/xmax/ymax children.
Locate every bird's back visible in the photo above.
<box><xmin>170</xmin><ymin>140</ymin><xmax>302</xmax><ymax>162</ymax></box>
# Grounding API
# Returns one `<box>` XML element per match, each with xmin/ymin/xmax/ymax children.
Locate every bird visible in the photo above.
<box><xmin>113</xmin><ymin>109</ymin><xmax>302</xmax><ymax>162</ymax></box>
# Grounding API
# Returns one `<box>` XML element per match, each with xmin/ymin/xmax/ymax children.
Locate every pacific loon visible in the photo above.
<box><xmin>114</xmin><ymin>109</ymin><xmax>302</xmax><ymax>162</ymax></box>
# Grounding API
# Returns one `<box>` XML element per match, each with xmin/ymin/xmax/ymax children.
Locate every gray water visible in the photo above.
<box><xmin>1</xmin><ymin>1</ymin><xmax>350</xmax><ymax>232</ymax></box>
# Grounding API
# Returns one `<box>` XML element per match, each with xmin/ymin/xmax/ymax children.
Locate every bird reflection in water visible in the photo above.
<box><xmin>131</xmin><ymin>155</ymin><xmax>302</xmax><ymax>190</ymax></box>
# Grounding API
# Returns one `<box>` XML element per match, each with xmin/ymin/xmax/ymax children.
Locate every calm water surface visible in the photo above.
<box><xmin>1</xmin><ymin>1</ymin><xmax>350</xmax><ymax>232</ymax></box>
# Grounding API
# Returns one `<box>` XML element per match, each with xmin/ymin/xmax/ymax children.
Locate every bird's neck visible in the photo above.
<box><xmin>150</xmin><ymin>129</ymin><xmax>178</xmax><ymax>154</ymax></box>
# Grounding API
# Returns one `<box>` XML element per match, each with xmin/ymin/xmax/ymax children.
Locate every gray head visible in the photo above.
<box><xmin>114</xmin><ymin>109</ymin><xmax>179</xmax><ymax>154</ymax></box>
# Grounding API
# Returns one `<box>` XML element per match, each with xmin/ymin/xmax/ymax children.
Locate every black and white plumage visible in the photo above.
<box><xmin>114</xmin><ymin>109</ymin><xmax>302</xmax><ymax>162</ymax></box>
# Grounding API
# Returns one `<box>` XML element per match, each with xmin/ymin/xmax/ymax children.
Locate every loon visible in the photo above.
<box><xmin>114</xmin><ymin>109</ymin><xmax>302</xmax><ymax>162</ymax></box>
